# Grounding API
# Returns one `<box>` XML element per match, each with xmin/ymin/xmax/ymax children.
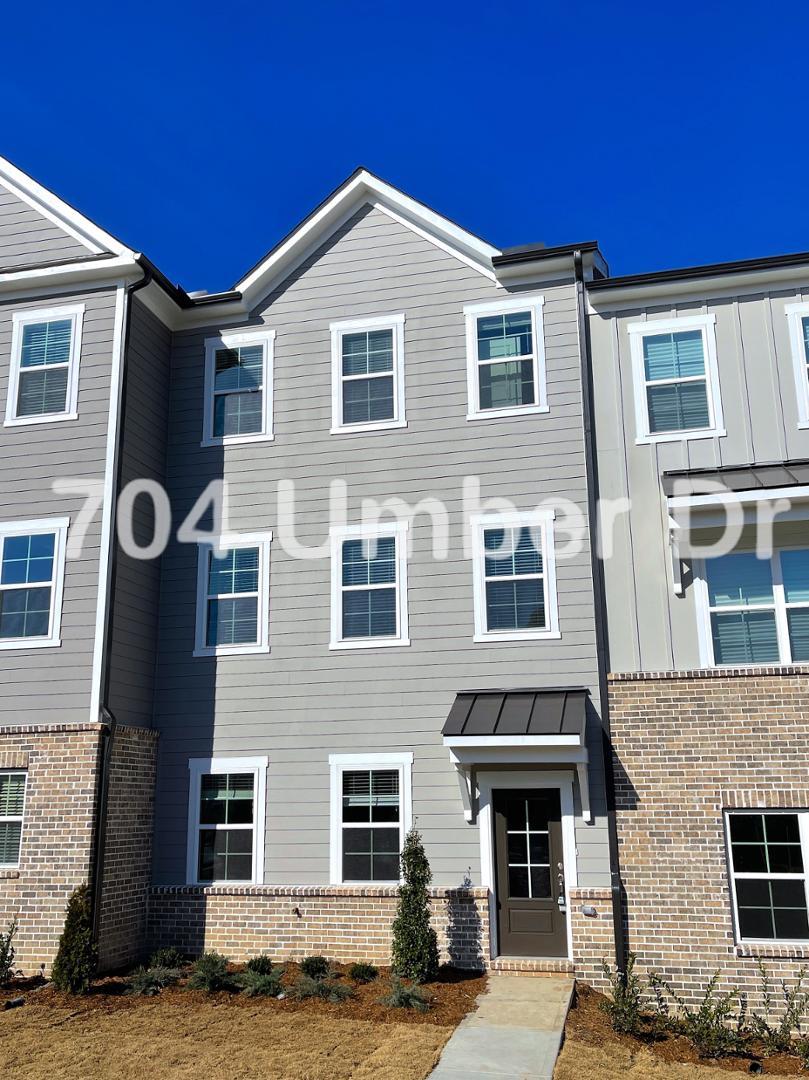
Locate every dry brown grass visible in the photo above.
<box><xmin>0</xmin><ymin>995</ymin><xmax>452</xmax><ymax>1080</ymax></box>
<box><xmin>555</xmin><ymin>1039</ymin><xmax>804</xmax><ymax>1079</ymax></box>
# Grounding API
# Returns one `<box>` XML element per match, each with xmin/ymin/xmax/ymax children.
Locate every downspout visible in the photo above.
<box><xmin>572</xmin><ymin>250</ymin><xmax>626</xmax><ymax>968</ymax></box>
<box><xmin>90</xmin><ymin>265</ymin><xmax>152</xmax><ymax>944</ymax></box>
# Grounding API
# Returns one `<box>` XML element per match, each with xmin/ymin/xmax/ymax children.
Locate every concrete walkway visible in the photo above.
<box><xmin>428</xmin><ymin>975</ymin><xmax>573</xmax><ymax>1080</ymax></box>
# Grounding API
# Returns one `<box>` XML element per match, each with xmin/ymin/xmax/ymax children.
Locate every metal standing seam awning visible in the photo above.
<box><xmin>441</xmin><ymin>688</ymin><xmax>591</xmax><ymax>824</ymax></box>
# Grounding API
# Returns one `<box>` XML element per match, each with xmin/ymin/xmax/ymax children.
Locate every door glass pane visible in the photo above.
<box><xmin>503</xmin><ymin>793</ymin><xmax>553</xmax><ymax>901</ymax></box>
<box><xmin>508</xmin><ymin>865</ymin><xmax>529</xmax><ymax>897</ymax></box>
<box><xmin>707</xmin><ymin>554</ymin><xmax>774</xmax><ymax>607</ymax></box>
<box><xmin>530</xmin><ymin>866</ymin><xmax>551</xmax><ymax>898</ymax></box>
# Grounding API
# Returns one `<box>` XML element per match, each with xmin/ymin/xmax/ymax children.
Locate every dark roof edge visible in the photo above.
<box><xmin>589</xmin><ymin>249</ymin><xmax>809</xmax><ymax>292</ymax></box>
<box><xmin>456</xmin><ymin>686</ymin><xmax>589</xmax><ymax>694</ymax></box>
<box><xmin>493</xmin><ymin>240</ymin><xmax>600</xmax><ymax>268</ymax></box>
<box><xmin>0</xmin><ymin>251</ymin><xmax>119</xmax><ymax>275</ymax></box>
<box><xmin>137</xmin><ymin>254</ymin><xmax>242</xmax><ymax>310</ymax></box>
<box><xmin>664</xmin><ymin>457</ymin><xmax>809</xmax><ymax>479</ymax></box>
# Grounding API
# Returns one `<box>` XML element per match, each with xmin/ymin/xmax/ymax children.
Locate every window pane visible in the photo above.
<box><xmin>343</xmin><ymin>771</ymin><xmax>371</xmax><ymax>822</ymax></box>
<box><xmin>0</xmin><ymin>774</ymin><xmax>25</xmax><ymax>817</ymax></box>
<box><xmin>484</xmin><ymin>527</ymin><xmax>542</xmax><ymax>578</ymax></box>
<box><xmin>479</xmin><ymin>359</ymin><xmax>535</xmax><ymax>410</ymax></box>
<box><xmin>206</xmin><ymin>597</ymin><xmax>258</xmax><ymax>646</ymax></box>
<box><xmin>17</xmin><ymin>367</ymin><xmax>69</xmax><ymax>416</ymax></box>
<box><xmin>477</xmin><ymin>312</ymin><xmax>532</xmax><ymax>361</ymax></box>
<box><xmin>342</xmin><ymin>588</ymin><xmax>397</xmax><ymax>638</ymax></box>
<box><xmin>20</xmin><ymin>320</ymin><xmax>72</xmax><ymax>368</ymax></box>
<box><xmin>711</xmin><ymin>610</ymin><xmax>780</xmax><ymax>665</ymax></box>
<box><xmin>342</xmin><ymin>826</ymin><xmax>401</xmax><ymax>882</ymax></box>
<box><xmin>372</xmin><ymin>852</ymin><xmax>400</xmax><ymax>880</ymax></box>
<box><xmin>200</xmin><ymin>773</ymin><xmax>254</xmax><ymax>825</ymax></box>
<box><xmin>646</xmin><ymin>380</ymin><xmax>710</xmax><ymax>433</ymax></box>
<box><xmin>342</xmin><ymin>537</ymin><xmax>396</xmax><ymax>586</ymax></box>
<box><xmin>0</xmin><ymin>821</ymin><xmax>22</xmax><ymax>865</ymax></box>
<box><xmin>1</xmin><ymin>534</ymin><xmax>54</xmax><ymax>585</ymax></box>
<box><xmin>208</xmin><ymin>548</ymin><xmax>259</xmax><ymax>596</ymax></box>
<box><xmin>730</xmin><ymin>815</ymin><xmax>765</xmax><ymax>843</ymax></box>
<box><xmin>342</xmin><ymin>374</ymin><xmax>394</xmax><ymax>424</ymax></box>
<box><xmin>508</xmin><ymin>865</ymin><xmax>529</xmax><ymax>897</ymax></box>
<box><xmin>781</xmin><ymin>550</ymin><xmax>809</xmax><ymax>604</ymax></box>
<box><xmin>198</xmin><ymin>828</ymin><xmax>253</xmax><ymax>882</ymax></box>
<box><xmin>371</xmin><ymin>770</ymin><xmax>400</xmax><ymax>822</ymax></box>
<box><xmin>214</xmin><ymin>345</ymin><xmax>263</xmax><ymax>391</ymax></box>
<box><xmin>341</xmin><ymin>330</ymin><xmax>393</xmax><ymax>376</ymax></box>
<box><xmin>530</xmin><ymin>867</ymin><xmax>552</xmax><ymax>898</ymax></box>
<box><xmin>507</xmin><ymin>833</ymin><xmax>527</xmax><ymax>862</ymax></box>
<box><xmin>643</xmin><ymin>330</ymin><xmax>705</xmax><ymax>382</ymax></box>
<box><xmin>485</xmin><ymin>579</ymin><xmax>545</xmax><ymax>631</ymax></box>
<box><xmin>0</xmin><ymin>587</ymin><xmax>52</xmax><ymax>638</ymax></box>
<box><xmin>213</xmin><ymin>389</ymin><xmax>263</xmax><ymax>437</ymax></box>
<box><xmin>707</xmin><ymin>554</ymin><xmax>774</xmax><ymax>608</ymax></box>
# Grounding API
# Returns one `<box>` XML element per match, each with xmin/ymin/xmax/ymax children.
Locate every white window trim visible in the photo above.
<box><xmin>329</xmin><ymin>313</ymin><xmax>407</xmax><ymax>434</ymax></box>
<box><xmin>725</xmin><ymin>809</ymin><xmax>809</xmax><ymax>948</ymax></box>
<box><xmin>328</xmin><ymin>751</ymin><xmax>413</xmax><ymax>885</ymax></box>
<box><xmin>470</xmin><ymin>509</ymin><xmax>560</xmax><ymax>643</ymax></box>
<box><xmin>5</xmin><ymin>304</ymin><xmax>85</xmax><ymax>426</ymax></box>
<box><xmin>0</xmin><ymin>516</ymin><xmax>69</xmax><ymax>651</ymax></box>
<box><xmin>628</xmin><ymin>314</ymin><xmax>725</xmax><ymax>444</ymax></box>
<box><xmin>695</xmin><ymin>546</ymin><xmax>809</xmax><ymax>668</ymax></box>
<box><xmin>785</xmin><ymin>302</ymin><xmax>809</xmax><ymax>429</ymax></box>
<box><xmin>201</xmin><ymin>328</ymin><xmax>275</xmax><ymax>447</ymax></box>
<box><xmin>464</xmin><ymin>295</ymin><xmax>548</xmax><ymax>421</ymax></box>
<box><xmin>193</xmin><ymin>531</ymin><xmax>272</xmax><ymax>657</ymax></box>
<box><xmin>0</xmin><ymin>770</ymin><xmax>27</xmax><ymax>869</ymax></box>
<box><xmin>329</xmin><ymin>521</ymin><xmax>410</xmax><ymax>650</ymax></box>
<box><xmin>186</xmin><ymin>756</ymin><xmax>268</xmax><ymax>886</ymax></box>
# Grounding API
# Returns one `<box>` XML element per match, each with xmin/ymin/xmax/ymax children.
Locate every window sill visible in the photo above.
<box><xmin>0</xmin><ymin>868</ymin><xmax>20</xmax><ymax>879</ymax></box>
<box><xmin>4</xmin><ymin>413</ymin><xmax>79</xmax><ymax>427</ymax></box>
<box><xmin>330</xmin><ymin>419</ymin><xmax>407</xmax><ymax>435</ymax></box>
<box><xmin>635</xmin><ymin>428</ymin><xmax>726</xmax><ymax>445</ymax></box>
<box><xmin>193</xmin><ymin>644</ymin><xmax>270</xmax><ymax>658</ymax></box>
<box><xmin>200</xmin><ymin>434</ymin><xmax>275</xmax><ymax>448</ymax></box>
<box><xmin>473</xmin><ymin>630</ymin><xmax>561</xmax><ymax>643</ymax></box>
<box><xmin>329</xmin><ymin>637</ymin><xmax>410</xmax><ymax>651</ymax></box>
<box><xmin>735</xmin><ymin>941</ymin><xmax>809</xmax><ymax>959</ymax></box>
<box><xmin>467</xmin><ymin>404</ymin><xmax>549</xmax><ymax>422</ymax></box>
<box><xmin>0</xmin><ymin>637</ymin><xmax>61</xmax><ymax>651</ymax></box>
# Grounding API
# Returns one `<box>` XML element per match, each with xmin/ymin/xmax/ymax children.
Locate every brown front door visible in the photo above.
<box><xmin>493</xmin><ymin>788</ymin><xmax>567</xmax><ymax>957</ymax></box>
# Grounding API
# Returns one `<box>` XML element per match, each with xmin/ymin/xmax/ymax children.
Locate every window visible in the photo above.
<box><xmin>330</xmin><ymin>314</ymin><xmax>406</xmax><ymax>433</ymax></box>
<box><xmin>329</xmin><ymin>522</ymin><xmax>409</xmax><ymax>649</ymax></box>
<box><xmin>329</xmin><ymin>753</ymin><xmax>413</xmax><ymax>884</ymax></box>
<box><xmin>464</xmin><ymin>296</ymin><xmax>547</xmax><ymax>420</ymax></box>
<box><xmin>186</xmin><ymin>757</ymin><xmax>267</xmax><ymax>885</ymax></box>
<box><xmin>0</xmin><ymin>772</ymin><xmax>26</xmax><ymax>868</ymax></box>
<box><xmin>628</xmin><ymin>315</ymin><xmax>724</xmax><ymax>442</ymax></box>
<box><xmin>697</xmin><ymin>548</ymin><xmax>809</xmax><ymax>666</ymax></box>
<box><xmin>726</xmin><ymin>811</ymin><xmax>809</xmax><ymax>943</ymax></box>
<box><xmin>202</xmin><ymin>329</ymin><xmax>275</xmax><ymax>446</ymax></box>
<box><xmin>786</xmin><ymin>302</ymin><xmax>809</xmax><ymax>428</ymax></box>
<box><xmin>194</xmin><ymin>532</ymin><xmax>272</xmax><ymax>657</ymax></box>
<box><xmin>5</xmin><ymin>305</ymin><xmax>84</xmax><ymax>425</ymax></box>
<box><xmin>0</xmin><ymin>518</ymin><xmax>68</xmax><ymax>650</ymax></box>
<box><xmin>470</xmin><ymin>511</ymin><xmax>559</xmax><ymax>642</ymax></box>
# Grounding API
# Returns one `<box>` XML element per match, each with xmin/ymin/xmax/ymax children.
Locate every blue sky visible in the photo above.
<box><xmin>2</xmin><ymin>1</ymin><xmax>804</xmax><ymax>290</ymax></box>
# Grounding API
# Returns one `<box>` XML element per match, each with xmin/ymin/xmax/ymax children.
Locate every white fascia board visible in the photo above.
<box><xmin>668</xmin><ymin>485</ymin><xmax>809</xmax><ymax>510</ymax></box>
<box><xmin>588</xmin><ymin>265</ymin><xmax>809</xmax><ymax>311</ymax></box>
<box><xmin>0</xmin><ymin>255</ymin><xmax>141</xmax><ymax>297</ymax></box>
<box><xmin>443</xmin><ymin>735</ymin><xmax>583</xmax><ymax>749</ymax></box>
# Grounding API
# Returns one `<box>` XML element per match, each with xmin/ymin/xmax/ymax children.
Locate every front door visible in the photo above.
<box><xmin>493</xmin><ymin>788</ymin><xmax>567</xmax><ymax>957</ymax></box>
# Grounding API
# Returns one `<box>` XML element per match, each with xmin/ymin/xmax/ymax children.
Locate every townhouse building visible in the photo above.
<box><xmin>0</xmin><ymin>156</ymin><xmax>617</xmax><ymax>979</ymax></box>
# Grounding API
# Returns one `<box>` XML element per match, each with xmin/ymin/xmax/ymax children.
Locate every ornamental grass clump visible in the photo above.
<box><xmin>237</xmin><ymin>967</ymin><xmax>284</xmax><ymax>997</ymax></box>
<box><xmin>291</xmin><ymin>973</ymin><xmax>354</xmax><ymax>1003</ymax></box>
<box><xmin>51</xmin><ymin>884</ymin><xmax>97</xmax><ymax>995</ymax></box>
<box><xmin>381</xmin><ymin>974</ymin><xmax>431</xmax><ymax>1011</ymax></box>
<box><xmin>245</xmin><ymin>955</ymin><xmax>276</xmax><ymax>976</ymax></box>
<box><xmin>187</xmin><ymin>952</ymin><xmax>237</xmax><ymax>993</ymax></box>
<box><xmin>126</xmin><ymin>964</ymin><xmax>182</xmax><ymax>996</ymax></box>
<box><xmin>348</xmin><ymin>961</ymin><xmax>379</xmax><ymax>984</ymax></box>
<box><xmin>391</xmin><ymin>827</ymin><xmax>439</xmax><ymax>984</ymax></box>
<box><xmin>148</xmin><ymin>946</ymin><xmax>186</xmax><ymax>969</ymax></box>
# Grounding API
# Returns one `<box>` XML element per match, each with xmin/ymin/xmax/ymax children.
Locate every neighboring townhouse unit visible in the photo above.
<box><xmin>0</xmin><ymin>156</ymin><xmax>619</xmax><ymax>979</ymax></box>
<box><xmin>589</xmin><ymin>252</ymin><xmax>809</xmax><ymax>1004</ymax></box>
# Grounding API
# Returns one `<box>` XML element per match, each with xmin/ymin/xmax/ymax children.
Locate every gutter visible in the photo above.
<box><xmin>90</xmin><ymin>266</ymin><xmax>153</xmax><ymax>945</ymax></box>
<box><xmin>573</xmin><ymin>250</ymin><xmax>626</xmax><ymax>969</ymax></box>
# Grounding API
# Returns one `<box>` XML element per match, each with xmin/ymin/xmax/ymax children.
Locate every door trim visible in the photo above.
<box><xmin>477</xmin><ymin>770</ymin><xmax>576</xmax><ymax>962</ymax></box>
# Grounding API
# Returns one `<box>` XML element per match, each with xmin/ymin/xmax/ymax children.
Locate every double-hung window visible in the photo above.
<box><xmin>726</xmin><ymin>810</ymin><xmax>809</xmax><ymax>943</ymax></box>
<box><xmin>786</xmin><ymin>302</ymin><xmax>809</xmax><ymax>428</ymax></box>
<box><xmin>629</xmin><ymin>315</ymin><xmax>724</xmax><ymax>442</ymax></box>
<box><xmin>0</xmin><ymin>518</ymin><xmax>68</xmax><ymax>650</ymax></box>
<box><xmin>698</xmin><ymin>548</ymin><xmax>809</xmax><ymax>666</ymax></box>
<box><xmin>464</xmin><ymin>296</ymin><xmax>547</xmax><ymax>420</ymax></box>
<box><xmin>470</xmin><ymin>511</ymin><xmax>559</xmax><ymax>642</ymax></box>
<box><xmin>187</xmin><ymin>757</ymin><xmax>267</xmax><ymax>885</ymax></box>
<box><xmin>330</xmin><ymin>314</ymin><xmax>406</xmax><ymax>433</ymax></box>
<box><xmin>329</xmin><ymin>753</ymin><xmax>413</xmax><ymax>884</ymax></box>
<box><xmin>5</xmin><ymin>305</ymin><xmax>84</xmax><ymax>425</ymax></box>
<box><xmin>194</xmin><ymin>533</ymin><xmax>272</xmax><ymax>657</ymax></box>
<box><xmin>202</xmin><ymin>329</ymin><xmax>275</xmax><ymax>445</ymax></box>
<box><xmin>329</xmin><ymin>522</ymin><xmax>409</xmax><ymax>649</ymax></box>
<box><xmin>0</xmin><ymin>771</ymin><xmax>26</xmax><ymax>869</ymax></box>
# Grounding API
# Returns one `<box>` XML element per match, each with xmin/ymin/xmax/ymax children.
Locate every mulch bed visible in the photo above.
<box><xmin>569</xmin><ymin>984</ymin><xmax>805</xmax><ymax>1075</ymax></box>
<box><xmin>1</xmin><ymin>962</ymin><xmax>486</xmax><ymax>1028</ymax></box>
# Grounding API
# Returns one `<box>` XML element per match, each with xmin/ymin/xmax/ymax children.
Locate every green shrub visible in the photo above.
<box><xmin>797</xmin><ymin>1036</ymin><xmax>809</xmax><ymax>1069</ymax></box>
<box><xmin>652</xmin><ymin>971</ymin><xmax>749</xmax><ymax>1058</ymax></box>
<box><xmin>391</xmin><ymin>827</ymin><xmax>439</xmax><ymax>983</ymax></box>
<box><xmin>51</xmin><ymin>884</ymin><xmax>97</xmax><ymax>995</ymax></box>
<box><xmin>187</xmin><ymin>952</ymin><xmax>236</xmax><ymax>992</ymax></box>
<box><xmin>299</xmin><ymin>955</ymin><xmax>330</xmax><ymax>980</ymax></box>
<box><xmin>245</xmin><ymin>955</ymin><xmax>276</xmax><ymax>976</ymax></box>
<box><xmin>237</xmin><ymin>967</ymin><xmax>283</xmax><ymax>997</ymax></box>
<box><xmin>749</xmin><ymin>961</ymin><xmax>809</xmax><ymax>1054</ymax></box>
<box><xmin>149</xmin><ymin>947</ymin><xmax>186</xmax><ymax>969</ymax></box>
<box><xmin>381</xmin><ymin>974</ymin><xmax>431</xmax><ymax>1011</ymax></box>
<box><xmin>126</xmin><ymin>965</ymin><xmax>182</xmax><ymax>996</ymax></box>
<box><xmin>291</xmin><ymin>973</ymin><xmax>354</xmax><ymax>1003</ymax></box>
<box><xmin>600</xmin><ymin>953</ymin><xmax>647</xmax><ymax>1036</ymax></box>
<box><xmin>348</xmin><ymin>962</ymin><xmax>379</xmax><ymax>984</ymax></box>
<box><xmin>0</xmin><ymin>919</ymin><xmax>18</xmax><ymax>987</ymax></box>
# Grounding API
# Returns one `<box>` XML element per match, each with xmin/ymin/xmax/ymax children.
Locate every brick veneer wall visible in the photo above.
<box><xmin>148</xmin><ymin>885</ymin><xmax>490</xmax><ymax>969</ymax></box>
<box><xmin>609</xmin><ymin>666</ymin><xmax>809</xmax><ymax>1009</ymax></box>
<box><xmin>570</xmin><ymin>886</ymin><xmax>616</xmax><ymax>988</ymax></box>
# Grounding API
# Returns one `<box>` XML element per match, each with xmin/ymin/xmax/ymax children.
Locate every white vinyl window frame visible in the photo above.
<box><xmin>193</xmin><ymin>531</ymin><xmax>272</xmax><ymax>657</ymax></box>
<box><xmin>725</xmin><ymin>809</ymin><xmax>809</xmax><ymax>947</ymax></box>
<box><xmin>470</xmin><ymin>509</ymin><xmax>560</xmax><ymax>643</ymax></box>
<box><xmin>328</xmin><ymin>751</ymin><xmax>413</xmax><ymax>885</ymax></box>
<box><xmin>694</xmin><ymin>546</ymin><xmax>809</xmax><ymax>667</ymax></box>
<box><xmin>785</xmin><ymin>301</ymin><xmax>809</xmax><ymax>429</ymax></box>
<box><xmin>0</xmin><ymin>770</ymin><xmax>27</xmax><ymax>869</ymax></box>
<box><xmin>5</xmin><ymin>304</ymin><xmax>84</xmax><ymax>426</ymax></box>
<box><xmin>628</xmin><ymin>314</ymin><xmax>725</xmax><ymax>444</ymax></box>
<box><xmin>0</xmin><ymin>516</ymin><xmax>69</xmax><ymax>651</ymax></box>
<box><xmin>464</xmin><ymin>295</ymin><xmax>548</xmax><ymax>421</ymax></box>
<box><xmin>186</xmin><ymin>756</ymin><xmax>268</xmax><ymax>886</ymax></box>
<box><xmin>329</xmin><ymin>313</ymin><xmax>407</xmax><ymax>434</ymax></box>
<box><xmin>329</xmin><ymin>521</ymin><xmax>410</xmax><ymax>650</ymax></box>
<box><xmin>201</xmin><ymin>328</ymin><xmax>275</xmax><ymax>447</ymax></box>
